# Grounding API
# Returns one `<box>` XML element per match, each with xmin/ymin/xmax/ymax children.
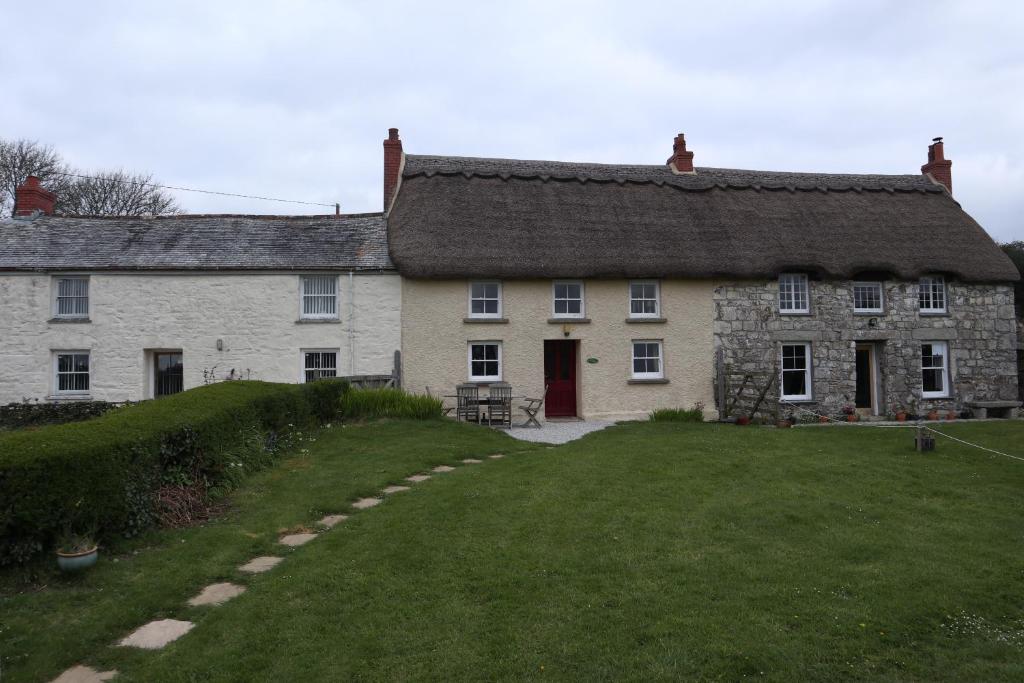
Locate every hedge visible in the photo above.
<box><xmin>0</xmin><ymin>400</ymin><xmax>121</xmax><ymax>430</ymax></box>
<box><xmin>0</xmin><ymin>379</ymin><xmax>349</xmax><ymax>565</ymax></box>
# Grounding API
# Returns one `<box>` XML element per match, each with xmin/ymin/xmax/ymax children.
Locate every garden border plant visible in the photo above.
<box><xmin>0</xmin><ymin>379</ymin><xmax>349</xmax><ymax>565</ymax></box>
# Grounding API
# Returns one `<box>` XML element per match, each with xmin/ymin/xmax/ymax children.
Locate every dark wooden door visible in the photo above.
<box><xmin>544</xmin><ymin>340</ymin><xmax>577</xmax><ymax>417</ymax></box>
<box><xmin>855</xmin><ymin>345</ymin><xmax>872</xmax><ymax>409</ymax></box>
<box><xmin>155</xmin><ymin>352</ymin><xmax>184</xmax><ymax>397</ymax></box>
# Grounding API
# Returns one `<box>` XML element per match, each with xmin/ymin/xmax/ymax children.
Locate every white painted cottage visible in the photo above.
<box><xmin>0</xmin><ymin>178</ymin><xmax>399</xmax><ymax>403</ymax></box>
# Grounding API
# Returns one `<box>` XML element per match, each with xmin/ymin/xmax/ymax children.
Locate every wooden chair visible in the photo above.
<box><xmin>488</xmin><ymin>382</ymin><xmax>513</xmax><ymax>428</ymax></box>
<box><xmin>456</xmin><ymin>384</ymin><xmax>480</xmax><ymax>423</ymax></box>
<box><xmin>519</xmin><ymin>385</ymin><xmax>548</xmax><ymax>428</ymax></box>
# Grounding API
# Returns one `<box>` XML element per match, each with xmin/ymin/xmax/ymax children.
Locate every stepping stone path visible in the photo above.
<box><xmin>188</xmin><ymin>582</ymin><xmax>246</xmax><ymax>607</ymax></box>
<box><xmin>488</xmin><ymin>453</ymin><xmax>505</xmax><ymax>459</ymax></box>
<box><xmin>317</xmin><ymin>514</ymin><xmax>348</xmax><ymax>528</ymax></box>
<box><xmin>352</xmin><ymin>497</ymin><xmax>381</xmax><ymax>509</ymax></box>
<box><xmin>51</xmin><ymin>665</ymin><xmax>118</xmax><ymax>683</ymax></box>
<box><xmin>462</xmin><ymin>458</ymin><xmax>483</xmax><ymax>464</ymax></box>
<box><xmin>119</xmin><ymin>619</ymin><xmax>194</xmax><ymax>649</ymax></box>
<box><xmin>279</xmin><ymin>532</ymin><xmax>317</xmax><ymax>547</ymax></box>
<box><xmin>239</xmin><ymin>556</ymin><xmax>283</xmax><ymax>573</ymax></box>
<box><xmin>432</xmin><ymin>465</ymin><xmax>456</xmax><ymax>473</ymax></box>
<box><xmin>406</xmin><ymin>474</ymin><xmax>431</xmax><ymax>483</ymax></box>
<box><xmin>382</xmin><ymin>485</ymin><xmax>410</xmax><ymax>494</ymax></box>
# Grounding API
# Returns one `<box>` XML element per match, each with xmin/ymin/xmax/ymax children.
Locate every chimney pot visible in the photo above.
<box><xmin>921</xmin><ymin>136</ymin><xmax>952</xmax><ymax>194</ymax></box>
<box><xmin>383</xmin><ymin>127</ymin><xmax>404</xmax><ymax>211</ymax></box>
<box><xmin>14</xmin><ymin>175</ymin><xmax>56</xmax><ymax>217</ymax></box>
<box><xmin>667</xmin><ymin>132</ymin><xmax>695</xmax><ymax>174</ymax></box>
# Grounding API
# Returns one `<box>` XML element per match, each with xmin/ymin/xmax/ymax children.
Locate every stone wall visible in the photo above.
<box><xmin>713</xmin><ymin>280</ymin><xmax>1019</xmax><ymax>419</ymax></box>
<box><xmin>0</xmin><ymin>271</ymin><xmax>401</xmax><ymax>404</ymax></box>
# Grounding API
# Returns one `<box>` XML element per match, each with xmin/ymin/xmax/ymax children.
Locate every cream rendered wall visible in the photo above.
<box><xmin>0</xmin><ymin>271</ymin><xmax>401</xmax><ymax>403</ymax></box>
<box><xmin>402</xmin><ymin>279</ymin><xmax>716</xmax><ymax>421</ymax></box>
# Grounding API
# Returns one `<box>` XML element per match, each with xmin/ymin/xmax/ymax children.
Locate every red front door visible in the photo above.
<box><xmin>544</xmin><ymin>340</ymin><xmax>577</xmax><ymax>417</ymax></box>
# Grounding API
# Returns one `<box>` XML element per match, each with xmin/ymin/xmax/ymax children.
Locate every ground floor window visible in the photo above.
<box><xmin>468</xmin><ymin>341</ymin><xmax>501</xmax><ymax>381</ymax></box>
<box><xmin>631</xmin><ymin>340</ymin><xmax>663</xmax><ymax>379</ymax></box>
<box><xmin>54</xmin><ymin>351</ymin><xmax>90</xmax><ymax>394</ymax></box>
<box><xmin>780</xmin><ymin>343</ymin><xmax>811</xmax><ymax>400</ymax></box>
<box><xmin>921</xmin><ymin>341</ymin><xmax>949</xmax><ymax>398</ymax></box>
<box><xmin>154</xmin><ymin>352</ymin><xmax>184</xmax><ymax>397</ymax></box>
<box><xmin>303</xmin><ymin>349</ymin><xmax>339</xmax><ymax>382</ymax></box>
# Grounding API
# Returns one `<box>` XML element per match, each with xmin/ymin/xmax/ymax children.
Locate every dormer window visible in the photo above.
<box><xmin>919</xmin><ymin>276</ymin><xmax>946</xmax><ymax>313</ymax></box>
<box><xmin>778</xmin><ymin>274</ymin><xmax>809</xmax><ymax>314</ymax></box>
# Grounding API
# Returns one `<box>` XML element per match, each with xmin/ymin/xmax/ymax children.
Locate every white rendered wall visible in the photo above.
<box><xmin>0</xmin><ymin>271</ymin><xmax>401</xmax><ymax>403</ymax></box>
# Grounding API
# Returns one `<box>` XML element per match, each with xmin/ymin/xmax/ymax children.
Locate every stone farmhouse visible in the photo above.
<box><xmin>387</xmin><ymin>131</ymin><xmax>1020</xmax><ymax>421</ymax></box>
<box><xmin>0</xmin><ymin>178</ymin><xmax>399</xmax><ymax>403</ymax></box>
<box><xmin>0</xmin><ymin>130</ymin><xmax>1019</xmax><ymax>421</ymax></box>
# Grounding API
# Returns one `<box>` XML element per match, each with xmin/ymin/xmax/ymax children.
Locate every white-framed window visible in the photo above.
<box><xmin>629</xmin><ymin>281</ymin><xmax>660</xmax><ymax>318</ymax></box>
<box><xmin>778</xmin><ymin>273</ymin><xmax>809</xmax><ymax>314</ymax></box>
<box><xmin>300</xmin><ymin>275</ymin><xmax>339</xmax><ymax>319</ymax></box>
<box><xmin>780</xmin><ymin>343</ymin><xmax>812</xmax><ymax>400</ymax></box>
<box><xmin>552</xmin><ymin>281</ymin><xmax>584</xmax><ymax>318</ymax></box>
<box><xmin>468</xmin><ymin>281</ymin><xmax>502</xmax><ymax>318</ymax></box>
<box><xmin>302</xmin><ymin>349</ymin><xmax>339</xmax><ymax>382</ymax></box>
<box><xmin>53</xmin><ymin>351</ymin><xmax>90</xmax><ymax>394</ymax></box>
<box><xmin>53</xmin><ymin>276</ymin><xmax>89</xmax><ymax>318</ymax></box>
<box><xmin>921</xmin><ymin>341</ymin><xmax>950</xmax><ymax>398</ymax></box>
<box><xmin>631</xmin><ymin>340</ymin><xmax>664</xmax><ymax>379</ymax></box>
<box><xmin>919</xmin><ymin>276</ymin><xmax>946</xmax><ymax>313</ymax></box>
<box><xmin>853</xmin><ymin>281</ymin><xmax>883</xmax><ymax>313</ymax></box>
<box><xmin>468</xmin><ymin>341</ymin><xmax>501</xmax><ymax>381</ymax></box>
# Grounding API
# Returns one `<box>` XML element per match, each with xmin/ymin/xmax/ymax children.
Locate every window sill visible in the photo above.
<box><xmin>463</xmin><ymin>317</ymin><xmax>509</xmax><ymax>324</ymax></box>
<box><xmin>853</xmin><ymin>311</ymin><xmax>884</xmax><ymax>316</ymax></box>
<box><xmin>467</xmin><ymin>379</ymin><xmax>501</xmax><ymax>385</ymax></box>
<box><xmin>548</xmin><ymin>318</ymin><xmax>590</xmax><ymax>324</ymax></box>
<box><xmin>627</xmin><ymin>378</ymin><xmax>669</xmax><ymax>385</ymax></box>
<box><xmin>920</xmin><ymin>395</ymin><xmax>952</xmax><ymax>401</ymax></box>
<box><xmin>48</xmin><ymin>317</ymin><xmax>91</xmax><ymax>324</ymax></box>
<box><xmin>781</xmin><ymin>397</ymin><xmax>815</xmax><ymax>403</ymax></box>
<box><xmin>296</xmin><ymin>318</ymin><xmax>341</xmax><ymax>324</ymax></box>
<box><xmin>779</xmin><ymin>311</ymin><xmax>812</xmax><ymax>316</ymax></box>
<box><xmin>625</xmin><ymin>317</ymin><xmax>667</xmax><ymax>324</ymax></box>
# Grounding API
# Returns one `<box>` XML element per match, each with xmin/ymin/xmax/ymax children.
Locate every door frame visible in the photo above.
<box><xmin>543</xmin><ymin>339</ymin><xmax>579</xmax><ymax>418</ymax></box>
<box><xmin>854</xmin><ymin>343</ymin><xmax>880</xmax><ymax>416</ymax></box>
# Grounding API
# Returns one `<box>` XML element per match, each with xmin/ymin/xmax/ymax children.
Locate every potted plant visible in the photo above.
<box><xmin>56</xmin><ymin>530</ymin><xmax>98</xmax><ymax>572</ymax></box>
<box><xmin>945</xmin><ymin>410</ymin><xmax>957</xmax><ymax>421</ymax></box>
<box><xmin>777</xmin><ymin>412</ymin><xmax>795</xmax><ymax>428</ymax></box>
<box><xmin>894</xmin><ymin>405</ymin><xmax>907</xmax><ymax>422</ymax></box>
<box><xmin>842</xmin><ymin>404</ymin><xmax>858</xmax><ymax>422</ymax></box>
<box><xmin>926</xmin><ymin>408</ymin><xmax>940</xmax><ymax>421</ymax></box>
<box><xmin>818</xmin><ymin>414</ymin><xmax>829</xmax><ymax>424</ymax></box>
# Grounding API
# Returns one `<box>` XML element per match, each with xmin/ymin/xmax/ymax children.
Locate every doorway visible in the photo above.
<box><xmin>544</xmin><ymin>340</ymin><xmax>577</xmax><ymax>417</ymax></box>
<box><xmin>154</xmin><ymin>352</ymin><xmax>184</xmax><ymax>397</ymax></box>
<box><xmin>854</xmin><ymin>343</ymin><xmax>879</xmax><ymax>416</ymax></box>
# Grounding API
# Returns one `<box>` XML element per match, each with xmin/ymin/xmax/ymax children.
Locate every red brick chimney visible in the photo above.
<box><xmin>14</xmin><ymin>175</ymin><xmax>56</xmax><ymax>217</ymax></box>
<box><xmin>666</xmin><ymin>133</ymin><xmax>695</xmax><ymax>174</ymax></box>
<box><xmin>383</xmin><ymin>127</ymin><xmax>404</xmax><ymax>211</ymax></box>
<box><xmin>921</xmin><ymin>136</ymin><xmax>952</xmax><ymax>194</ymax></box>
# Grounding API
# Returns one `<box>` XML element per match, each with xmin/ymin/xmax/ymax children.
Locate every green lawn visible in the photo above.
<box><xmin>4</xmin><ymin>419</ymin><xmax>1024</xmax><ymax>681</ymax></box>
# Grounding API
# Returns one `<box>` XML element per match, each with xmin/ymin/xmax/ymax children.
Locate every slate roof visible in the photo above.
<box><xmin>0</xmin><ymin>213</ymin><xmax>393</xmax><ymax>272</ymax></box>
<box><xmin>388</xmin><ymin>154</ymin><xmax>1019</xmax><ymax>282</ymax></box>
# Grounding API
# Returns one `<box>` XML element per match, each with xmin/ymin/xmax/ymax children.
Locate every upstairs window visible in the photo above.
<box><xmin>780</xmin><ymin>343</ymin><xmax>812</xmax><ymax>400</ymax></box>
<box><xmin>853</xmin><ymin>282</ymin><xmax>883</xmax><ymax>313</ymax></box>
<box><xmin>469</xmin><ymin>282</ymin><xmax>502</xmax><ymax>318</ymax></box>
<box><xmin>468</xmin><ymin>341</ymin><xmax>501</xmax><ymax>381</ymax></box>
<box><xmin>919</xmin><ymin>276</ymin><xmax>946</xmax><ymax>313</ymax></box>
<box><xmin>629</xmin><ymin>281</ymin><xmax>660</xmax><ymax>318</ymax></box>
<box><xmin>303</xmin><ymin>350</ymin><xmax>338</xmax><ymax>382</ymax></box>
<box><xmin>53</xmin><ymin>276</ymin><xmax>89</xmax><ymax>318</ymax></box>
<box><xmin>54</xmin><ymin>351</ymin><xmax>90</xmax><ymax>394</ymax></box>
<box><xmin>778</xmin><ymin>274</ymin><xmax>809</xmax><ymax>314</ymax></box>
<box><xmin>552</xmin><ymin>281</ymin><xmax>584</xmax><ymax>318</ymax></box>
<box><xmin>631</xmin><ymin>340</ymin><xmax>664</xmax><ymax>379</ymax></box>
<box><xmin>301</xmin><ymin>275</ymin><xmax>338</xmax><ymax>319</ymax></box>
<box><xmin>921</xmin><ymin>342</ymin><xmax>949</xmax><ymax>398</ymax></box>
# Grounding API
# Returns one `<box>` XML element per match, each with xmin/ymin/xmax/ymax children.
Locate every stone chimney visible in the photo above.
<box><xmin>666</xmin><ymin>133</ymin><xmax>695</xmax><ymax>174</ymax></box>
<box><xmin>921</xmin><ymin>136</ymin><xmax>952</xmax><ymax>194</ymax></box>
<box><xmin>383</xmin><ymin>127</ymin><xmax>404</xmax><ymax>211</ymax></box>
<box><xmin>14</xmin><ymin>176</ymin><xmax>56</xmax><ymax>217</ymax></box>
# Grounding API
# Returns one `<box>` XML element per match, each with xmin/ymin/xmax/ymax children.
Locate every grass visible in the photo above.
<box><xmin>4</xmin><ymin>419</ymin><xmax>1024</xmax><ymax>681</ymax></box>
<box><xmin>339</xmin><ymin>387</ymin><xmax>444</xmax><ymax>420</ymax></box>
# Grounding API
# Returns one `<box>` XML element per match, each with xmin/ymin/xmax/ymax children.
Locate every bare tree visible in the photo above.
<box><xmin>0</xmin><ymin>137</ymin><xmax>180</xmax><ymax>217</ymax></box>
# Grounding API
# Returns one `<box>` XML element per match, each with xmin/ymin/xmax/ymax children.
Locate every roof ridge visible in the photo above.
<box><xmin>29</xmin><ymin>212</ymin><xmax>385</xmax><ymax>221</ymax></box>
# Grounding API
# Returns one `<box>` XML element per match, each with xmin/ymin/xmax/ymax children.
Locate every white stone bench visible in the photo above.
<box><xmin>966</xmin><ymin>401</ymin><xmax>1021</xmax><ymax>419</ymax></box>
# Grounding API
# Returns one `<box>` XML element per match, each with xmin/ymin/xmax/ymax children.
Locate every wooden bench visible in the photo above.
<box><xmin>966</xmin><ymin>400</ymin><xmax>1021</xmax><ymax>419</ymax></box>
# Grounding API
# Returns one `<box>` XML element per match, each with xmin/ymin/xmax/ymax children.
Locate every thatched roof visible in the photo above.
<box><xmin>0</xmin><ymin>213</ymin><xmax>392</xmax><ymax>272</ymax></box>
<box><xmin>389</xmin><ymin>155</ymin><xmax>1018</xmax><ymax>282</ymax></box>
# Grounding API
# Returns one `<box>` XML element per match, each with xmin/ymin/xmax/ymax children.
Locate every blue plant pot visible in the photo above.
<box><xmin>56</xmin><ymin>547</ymin><xmax>98</xmax><ymax>572</ymax></box>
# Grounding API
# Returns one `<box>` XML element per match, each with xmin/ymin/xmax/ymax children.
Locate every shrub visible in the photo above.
<box><xmin>0</xmin><ymin>400</ymin><xmax>121</xmax><ymax>430</ymax></box>
<box><xmin>0</xmin><ymin>380</ymin><xmax>348</xmax><ymax>565</ymax></box>
<box><xmin>649</xmin><ymin>402</ymin><xmax>706</xmax><ymax>423</ymax></box>
<box><xmin>339</xmin><ymin>388</ymin><xmax>443</xmax><ymax>420</ymax></box>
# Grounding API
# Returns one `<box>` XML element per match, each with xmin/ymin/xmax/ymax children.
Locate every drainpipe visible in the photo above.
<box><xmin>348</xmin><ymin>271</ymin><xmax>356</xmax><ymax>375</ymax></box>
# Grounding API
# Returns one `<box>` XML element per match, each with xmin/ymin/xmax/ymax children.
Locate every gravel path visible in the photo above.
<box><xmin>507</xmin><ymin>420</ymin><xmax>615</xmax><ymax>444</ymax></box>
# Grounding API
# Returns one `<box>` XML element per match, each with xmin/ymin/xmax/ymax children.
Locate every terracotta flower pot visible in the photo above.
<box><xmin>927</xmin><ymin>410</ymin><xmax>939</xmax><ymax>421</ymax></box>
<box><xmin>777</xmin><ymin>419</ymin><xmax>792</xmax><ymax>429</ymax></box>
<box><xmin>895</xmin><ymin>411</ymin><xmax>907</xmax><ymax>422</ymax></box>
<box><xmin>818</xmin><ymin>415</ymin><xmax>829</xmax><ymax>424</ymax></box>
<box><xmin>945</xmin><ymin>411</ymin><xmax>957</xmax><ymax>421</ymax></box>
<box><xmin>735</xmin><ymin>415</ymin><xmax>750</xmax><ymax>426</ymax></box>
<box><xmin>846</xmin><ymin>414</ymin><xmax>858</xmax><ymax>422</ymax></box>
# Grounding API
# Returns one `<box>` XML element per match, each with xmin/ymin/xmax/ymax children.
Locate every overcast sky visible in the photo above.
<box><xmin>3</xmin><ymin>1</ymin><xmax>1022</xmax><ymax>241</ymax></box>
